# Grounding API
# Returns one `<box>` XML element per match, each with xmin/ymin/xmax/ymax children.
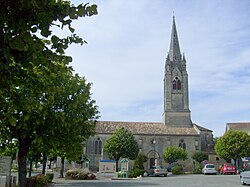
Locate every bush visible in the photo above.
<box><xmin>129</xmin><ymin>168</ymin><xmax>145</xmax><ymax>178</ymax></box>
<box><xmin>172</xmin><ymin>165</ymin><xmax>184</xmax><ymax>175</ymax></box>
<box><xmin>65</xmin><ymin>169</ymin><xmax>96</xmax><ymax>180</ymax></box>
<box><xmin>26</xmin><ymin>174</ymin><xmax>49</xmax><ymax>187</ymax></box>
<box><xmin>193</xmin><ymin>165</ymin><xmax>202</xmax><ymax>174</ymax></box>
<box><xmin>133</xmin><ymin>153</ymin><xmax>147</xmax><ymax>170</ymax></box>
<box><xmin>46</xmin><ymin>172</ymin><xmax>54</xmax><ymax>183</ymax></box>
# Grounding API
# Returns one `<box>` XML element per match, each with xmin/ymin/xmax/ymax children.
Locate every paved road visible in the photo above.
<box><xmin>54</xmin><ymin>174</ymin><xmax>246</xmax><ymax>187</ymax></box>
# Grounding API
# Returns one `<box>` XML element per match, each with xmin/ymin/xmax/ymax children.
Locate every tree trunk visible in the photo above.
<box><xmin>29</xmin><ymin>159</ymin><xmax>33</xmax><ymax>177</ymax></box>
<box><xmin>48</xmin><ymin>159</ymin><xmax>52</xmax><ymax>169</ymax></box>
<box><xmin>42</xmin><ymin>154</ymin><xmax>47</xmax><ymax>174</ymax></box>
<box><xmin>234</xmin><ymin>158</ymin><xmax>237</xmax><ymax>174</ymax></box>
<box><xmin>116</xmin><ymin>159</ymin><xmax>119</xmax><ymax>172</ymax></box>
<box><xmin>18</xmin><ymin>137</ymin><xmax>32</xmax><ymax>187</ymax></box>
<box><xmin>60</xmin><ymin>157</ymin><xmax>65</xmax><ymax>178</ymax></box>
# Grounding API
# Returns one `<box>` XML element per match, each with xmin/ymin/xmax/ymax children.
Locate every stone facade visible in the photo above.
<box><xmin>85</xmin><ymin>17</ymin><xmax>214</xmax><ymax>172</ymax></box>
<box><xmin>86</xmin><ymin>122</ymin><xmax>213</xmax><ymax>171</ymax></box>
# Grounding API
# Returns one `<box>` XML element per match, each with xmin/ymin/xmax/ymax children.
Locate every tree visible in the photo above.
<box><xmin>192</xmin><ymin>151</ymin><xmax>208</xmax><ymax>174</ymax></box>
<box><xmin>192</xmin><ymin>151</ymin><xmax>208</xmax><ymax>164</ymax></box>
<box><xmin>215</xmin><ymin>130</ymin><xmax>250</xmax><ymax>173</ymax></box>
<box><xmin>213</xmin><ymin>137</ymin><xmax>219</xmax><ymax>145</ymax></box>
<box><xmin>104</xmin><ymin>127</ymin><xmax>139</xmax><ymax>172</ymax></box>
<box><xmin>0</xmin><ymin>1</ymin><xmax>98</xmax><ymax>186</ymax></box>
<box><xmin>133</xmin><ymin>153</ymin><xmax>147</xmax><ymax>170</ymax></box>
<box><xmin>163</xmin><ymin>146</ymin><xmax>188</xmax><ymax>165</ymax></box>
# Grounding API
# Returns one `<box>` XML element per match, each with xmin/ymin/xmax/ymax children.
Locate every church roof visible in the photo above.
<box><xmin>226</xmin><ymin>122</ymin><xmax>250</xmax><ymax>134</ymax></box>
<box><xmin>95</xmin><ymin>121</ymin><xmax>199</xmax><ymax>136</ymax></box>
<box><xmin>193</xmin><ymin>123</ymin><xmax>213</xmax><ymax>132</ymax></box>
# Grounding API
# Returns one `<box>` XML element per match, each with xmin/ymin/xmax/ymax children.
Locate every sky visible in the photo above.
<box><xmin>57</xmin><ymin>0</ymin><xmax>250</xmax><ymax>137</ymax></box>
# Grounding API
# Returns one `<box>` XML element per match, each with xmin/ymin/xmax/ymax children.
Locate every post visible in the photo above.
<box><xmin>153</xmin><ymin>139</ymin><xmax>156</xmax><ymax>166</ymax></box>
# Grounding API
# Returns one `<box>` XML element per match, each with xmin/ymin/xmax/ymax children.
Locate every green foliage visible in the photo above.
<box><xmin>104</xmin><ymin>127</ymin><xmax>139</xmax><ymax>162</ymax></box>
<box><xmin>0</xmin><ymin>0</ymin><xmax>98</xmax><ymax>186</ymax></box>
<box><xmin>213</xmin><ymin>137</ymin><xmax>219</xmax><ymax>145</ymax></box>
<box><xmin>0</xmin><ymin>139</ymin><xmax>18</xmax><ymax>159</ymax></box>
<box><xmin>129</xmin><ymin>168</ymin><xmax>145</xmax><ymax>178</ymax></box>
<box><xmin>192</xmin><ymin>151</ymin><xmax>208</xmax><ymax>163</ymax></box>
<box><xmin>163</xmin><ymin>146</ymin><xmax>188</xmax><ymax>164</ymax></box>
<box><xmin>26</xmin><ymin>174</ymin><xmax>49</xmax><ymax>187</ymax></box>
<box><xmin>192</xmin><ymin>162</ymin><xmax>202</xmax><ymax>174</ymax></box>
<box><xmin>172</xmin><ymin>165</ymin><xmax>184</xmax><ymax>175</ymax></box>
<box><xmin>133</xmin><ymin>153</ymin><xmax>147</xmax><ymax>170</ymax></box>
<box><xmin>215</xmin><ymin>130</ymin><xmax>250</xmax><ymax>160</ymax></box>
<box><xmin>65</xmin><ymin>169</ymin><xmax>96</xmax><ymax>180</ymax></box>
<box><xmin>46</xmin><ymin>172</ymin><xmax>54</xmax><ymax>183</ymax></box>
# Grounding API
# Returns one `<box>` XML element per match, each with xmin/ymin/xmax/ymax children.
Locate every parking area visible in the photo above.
<box><xmin>54</xmin><ymin>174</ymin><xmax>244</xmax><ymax>187</ymax></box>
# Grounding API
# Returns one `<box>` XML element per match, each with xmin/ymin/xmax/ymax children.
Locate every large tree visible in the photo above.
<box><xmin>215</xmin><ymin>130</ymin><xmax>250</xmax><ymax>173</ymax></box>
<box><xmin>104</xmin><ymin>127</ymin><xmax>139</xmax><ymax>172</ymax></box>
<box><xmin>163</xmin><ymin>146</ymin><xmax>188</xmax><ymax>165</ymax></box>
<box><xmin>0</xmin><ymin>1</ymin><xmax>98</xmax><ymax>186</ymax></box>
<box><xmin>192</xmin><ymin>151</ymin><xmax>208</xmax><ymax>164</ymax></box>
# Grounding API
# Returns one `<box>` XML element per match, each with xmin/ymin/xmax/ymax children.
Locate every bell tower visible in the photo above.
<box><xmin>163</xmin><ymin>16</ymin><xmax>192</xmax><ymax>127</ymax></box>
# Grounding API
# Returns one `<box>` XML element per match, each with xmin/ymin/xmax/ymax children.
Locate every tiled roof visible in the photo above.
<box><xmin>193</xmin><ymin>123</ymin><xmax>213</xmax><ymax>132</ymax></box>
<box><xmin>96</xmin><ymin>121</ymin><xmax>199</xmax><ymax>136</ymax></box>
<box><xmin>226</xmin><ymin>122</ymin><xmax>250</xmax><ymax>133</ymax></box>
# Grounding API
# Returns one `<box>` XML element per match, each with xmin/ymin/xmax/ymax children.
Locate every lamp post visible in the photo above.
<box><xmin>153</xmin><ymin>139</ymin><xmax>156</xmax><ymax>166</ymax></box>
<box><xmin>138</xmin><ymin>138</ymin><xmax>143</xmax><ymax>152</ymax></box>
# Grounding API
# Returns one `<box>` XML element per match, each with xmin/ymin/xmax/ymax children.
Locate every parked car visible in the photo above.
<box><xmin>202</xmin><ymin>164</ymin><xmax>217</xmax><ymax>175</ymax></box>
<box><xmin>240</xmin><ymin>163</ymin><xmax>250</xmax><ymax>185</ymax></box>
<box><xmin>148</xmin><ymin>166</ymin><xmax>168</xmax><ymax>177</ymax></box>
<box><xmin>167</xmin><ymin>165</ymin><xmax>174</xmax><ymax>172</ymax></box>
<box><xmin>220</xmin><ymin>163</ymin><xmax>236</xmax><ymax>175</ymax></box>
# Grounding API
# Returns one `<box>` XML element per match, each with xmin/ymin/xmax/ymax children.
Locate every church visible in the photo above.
<box><xmin>86</xmin><ymin>17</ymin><xmax>214</xmax><ymax>171</ymax></box>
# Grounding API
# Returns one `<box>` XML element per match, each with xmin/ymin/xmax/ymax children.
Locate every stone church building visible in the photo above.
<box><xmin>86</xmin><ymin>17</ymin><xmax>214</xmax><ymax>171</ymax></box>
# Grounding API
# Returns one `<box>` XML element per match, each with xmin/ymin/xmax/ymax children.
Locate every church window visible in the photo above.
<box><xmin>173</xmin><ymin>77</ymin><xmax>181</xmax><ymax>90</ymax></box>
<box><xmin>177</xmin><ymin>79</ymin><xmax>181</xmax><ymax>90</ymax></box>
<box><xmin>179</xmin><ymin>139</ymin><xmax>186</xmax><ymax>150</ymax></box>
<box><xmin>94</xmin><ymin>138</ymin><xmax>102</xmax><ymax>155</ymax></box>
<box><xmin>173</xmin><ymin>80</ymin><xmax>177</xmax><ymax>90</ymax></box>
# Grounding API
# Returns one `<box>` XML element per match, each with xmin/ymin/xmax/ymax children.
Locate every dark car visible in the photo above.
<box><xmin>220</xmin><ymin>163</ymin><xmax>236</xmax><ymax>175</ymax></box>
<box><xmin>167</xmin><ymin>165</ymin><xmax>173</xmax><ymax>172</ymax></box>
<box><xmin>148</xmin><ymin>166</ymin><xmax>168</xmax><ymax>177</ymax></box>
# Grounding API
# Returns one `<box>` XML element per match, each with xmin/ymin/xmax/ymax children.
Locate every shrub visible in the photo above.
<box><xmin>26</xmin><ymin>174</ymin><xmax>49</xmax><ymax>187</ymax></box>
<box><xmin>46</xmin><ymin>172</ymin><xmax>54</xmax><ymax>183</ymax></box>
<box><xmin>172</xmin><ymin>165</ymin><xmax>184</xmax><ymax>175</ymax></box>
<box><xmin>65</xmin><ymin>169</ymin><xmax>96</xmax><ymax>180</ymax></box>
<box><xmin>129</xmin><ymin>168</ymin><xmax>145</xmax><ymax>178</ymax></box>
<box><xmin>133</xmin><ymin>153</ymin><xmax>147</xmax><ymax>170</ymax></box>
<box><xmin>193</xmin><ymin>165</ymin><xmax>202</xmax><ymax>174</ymax></box>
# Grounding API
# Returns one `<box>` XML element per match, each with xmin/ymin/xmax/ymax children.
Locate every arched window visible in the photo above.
<box><xmin>173</xmin><ymin>77</ymin><xmax>181</xmax><ymax>90</ymax></box>
<box><xmin>94</xmin><ymin>138</ymin><xmax>102</xmax><ymax>154</ymax></box>
<box><xmin>179</xmin><ymin>139</ymin><xmax>186</xmax><ymax>150</ymax></box>
<box><xmin>173</xmin><ymin>80</ymin><xmax>177</xmax><ymax>90</ymax></box>
<box><xmin>177</xmin><ymin>79</ymin><xmax>181</xmax><ymax>90</ymax></box>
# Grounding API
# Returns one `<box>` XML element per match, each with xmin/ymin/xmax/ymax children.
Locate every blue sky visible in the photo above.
<box><xmin>58</xmin><ymin>0</ymin><xmax>250</xmax><ymax>137</ymax></box>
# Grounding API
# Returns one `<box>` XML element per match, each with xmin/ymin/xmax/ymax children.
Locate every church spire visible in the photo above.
<box><xmin>169</xmin><ymin>16</ymin><xmax>181</xmax><ymax>62</ymax></box>
<box><xmin>163</xmin><ymin>16</ymin><xmax>192</xmax><ymax>127</ymax></box>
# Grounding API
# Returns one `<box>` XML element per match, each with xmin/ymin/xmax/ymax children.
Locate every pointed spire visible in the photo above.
<box><xmin>169</xmin><ymin>16</ymin><xmax>181</xmax><ymax>62</ymax></box>
<box><xmin>182</xmin><ymin>53</ymin><xmax>186</xmax><ymax>62</ymax></box>
<box><xmin>167</xmin><ymin>53</ymin><xmax>170</xmax><ymax>60</ymax></box>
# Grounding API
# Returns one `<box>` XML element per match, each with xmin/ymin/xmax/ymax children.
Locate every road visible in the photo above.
<box><xmin>54</xmin><ymin>174</ymin><xmax>246</xmax><ymax>187</ymax></box>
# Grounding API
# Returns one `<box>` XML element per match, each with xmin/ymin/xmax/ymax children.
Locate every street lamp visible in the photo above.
<box><xmin>152</xmin><ymin>139</ymin><xmax>156</xmax><ymax>166</ymax></box>
<box><xmin>138</xmin><ymin>138</ymin><xmax>143</xmax><ymax>152</ymax></box>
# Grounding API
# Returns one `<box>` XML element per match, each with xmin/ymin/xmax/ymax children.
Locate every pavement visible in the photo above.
<box><xmin>52</xmin><ymin>172</ymin><xmax>141</xmax><ymax>185</ymax></box>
